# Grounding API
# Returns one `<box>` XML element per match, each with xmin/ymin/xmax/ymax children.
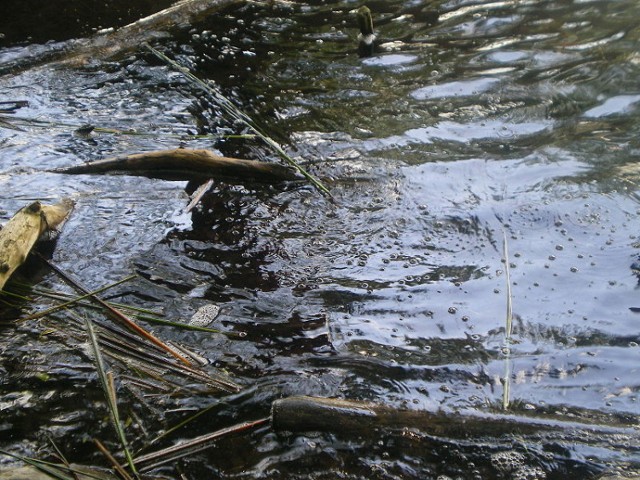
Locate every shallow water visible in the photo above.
<box><xmin>1</xmin><ymin>0</ymin><xmax>640</xmax><ymax>478</ymax></box>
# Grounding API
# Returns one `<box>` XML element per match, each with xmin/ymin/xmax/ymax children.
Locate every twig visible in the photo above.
<box><xmin>185</xmin><ymin>178</ymin><xmax>214</xmax><ymax>213</ymax></box>
<box><xmin>135</xmin><ymin>417</ymin><xmax>269</xmax><ymax>471</ymax></box>
<box><xmin>93</xmin><ymin>439</ymin><xmax>135</xmax><ymax>480</ymax></box>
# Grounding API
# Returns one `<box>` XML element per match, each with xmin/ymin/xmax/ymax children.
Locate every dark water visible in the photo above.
<box><xmin>1</xmin><ymin>0</ymin><xmax>640</xmax><ymax>478</ymax></box>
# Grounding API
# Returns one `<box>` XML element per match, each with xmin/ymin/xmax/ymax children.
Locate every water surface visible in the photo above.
<box><xmin>1</xmin><ymin>0</ymin><xmax>640</xmax><ymax>478</ymax></box>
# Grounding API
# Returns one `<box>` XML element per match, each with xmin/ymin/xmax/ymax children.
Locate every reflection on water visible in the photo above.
<box><xmin>2</xmin><ymin>0</ymin><xmax>640</xmax><ymax>478</ymax></box>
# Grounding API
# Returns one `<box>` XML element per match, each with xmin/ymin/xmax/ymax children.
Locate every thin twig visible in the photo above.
<box><xmin>93</xmin><ymin>439</ymin><xmax>135</xmax><ymax>480</ymax></box>
<box><xmin>135</xmin><ymin>417</ymin><xmax>270</xmax><ymax>471</ymax></box>
<box><xmin>185</xmin><ymin>178</ymin><xmax>214</xmax><ymax>213</ymax></box>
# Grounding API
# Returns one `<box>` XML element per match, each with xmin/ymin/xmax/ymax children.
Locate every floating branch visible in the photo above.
<box><xmin>144</xmin><ymin>44</ymin><xmax>332</xmax><ymax>197</ymax></box>
<box><xmin>52</xmin><ymin>148</ymin><xmax>302</xmax><ymax>185</ymax></box>
<box><xmin>0</xmin><ymin>199</ymin><xmax>74</xmax><ymax>291</ymax></box>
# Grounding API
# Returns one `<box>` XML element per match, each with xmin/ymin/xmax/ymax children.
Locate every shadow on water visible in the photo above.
<box><xmin>1</xmin><ymin>0</ymin><xmax>640</xmax><ymax>478</ymax></box>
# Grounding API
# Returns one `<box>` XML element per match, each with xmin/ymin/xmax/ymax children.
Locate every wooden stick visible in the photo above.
<box><xmin>1</xmin><ymin>0</ymin><xmax>247</xmax><ymax>74</ymax></box>
<box><xmin>52</xmin><ymin>148</ymin><xmax>301</xmax><ymax>184</ymax></box>
<box><xmin>93</xmin><ymin>439</ymin><xmax>134</xmax><ymax>480</ymax></box>
<box><xmin>185</xmin><ymin>178</ymin><xmax>215</xmax><ymax>213</ymax></box>
<box><xmin>135</xmin><ymin>418</ymin><xmax>269</xmax><ymax>471</ymax></box>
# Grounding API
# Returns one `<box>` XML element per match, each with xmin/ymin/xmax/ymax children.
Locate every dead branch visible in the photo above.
<box><xmin>52</xmin><ymin>148</ymin><xmax>302</xmax><ymax>184</ymax></box>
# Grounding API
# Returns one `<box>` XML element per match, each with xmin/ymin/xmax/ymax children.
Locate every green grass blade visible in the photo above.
<box><xmin>85</xmin><ymin>318</ymin><xmax>139</xmax><ymax>476</ymax></box>
<box><xmin>144</xmin><ymin>43</ymin><xmax>332</xmax><ymax>197</ymax></box>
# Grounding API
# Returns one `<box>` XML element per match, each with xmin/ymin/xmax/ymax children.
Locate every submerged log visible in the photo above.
<box><xmin>1</xmin><ymin>0</ymin><xmax>248</xmax><ymax>74</ymax></box>
<box><xmin>0</xmin><ymin>199</ymin><xmax>74</xmax><ymax>290</ymax></box>
<box><xmin>270</xmin><ymin>396</ymin><xmax>639</xmax><ymax>440</ymax></box>
<box><xmin>52</xmin><ymin>148</ymin><xmax>302</xmax><ymax>184</ymax></box>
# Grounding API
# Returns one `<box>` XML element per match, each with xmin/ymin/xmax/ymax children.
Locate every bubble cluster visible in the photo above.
<box><xmin>490</xmin><ymin>451</ymin><xmax>546</xmax><ymax>479</ymax></box>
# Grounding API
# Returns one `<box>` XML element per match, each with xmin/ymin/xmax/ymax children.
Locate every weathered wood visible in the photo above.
<box><xmin>1</xmin><ymin>0</ymin><xmax>248</xmax><ymax>74</ymax></box>
<box><xmin>270</xmin><ymin>395</ymin><xmax>639</xmax><ymax>440</ymax></box>
<box><xmin>53</xmin><ymin>148</ymin><xmax>301</xmax><ymax>183</ymax></box>
<box><xmin>0</xmin><ymin>199</ymin><xmax>73</xmax><ymax>290</ymax></box>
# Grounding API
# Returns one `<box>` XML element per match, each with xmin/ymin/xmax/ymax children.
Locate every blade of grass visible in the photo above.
<box><xmin>142</xmin><ymin>402</ymin><xmax>219</xmax><ymax>450</ymax></box>
<box><xmin>27</xmin><ymin>285</ymin><xmax>231</xmax><ymax>334</ymax></box>
<box><xmin>135</xmin><ymin>314</ymin><xmax>230</xmax><ymax>335</ymax></box>
<box><xmin>0</xmin><ymin>450</ymin><xmax>79</xmax><ymax>480</ymax></box>
<box><xmin>502</xmin><ymin>231</ymin><xmax>513</xmax><ymax>411</ymax></box>
<box><xmin>93</xmin><ymin>438</ymin><xmax>134</xmax><ymax>480</ymax></box>
<box><xmin>46</xmin><ymin>436</ymin><xmax>76</xmax><ymax>478</ymax></box>
<box><xmin>144</xmin><ymin>43</ymin><xmax>332</xmax><ymax>198</ymax></box>
<box><xmin>85</xmin><ymin>318</ymin><xmax>138</xmax><ymax>477</ymax></box>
